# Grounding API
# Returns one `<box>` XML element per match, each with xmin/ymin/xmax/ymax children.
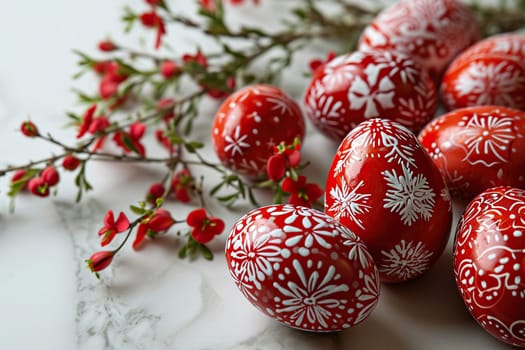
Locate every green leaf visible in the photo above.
<box><xmin>178</xmin><ymin>245</ymin><xmax>188</xmax><ymax>259</ymax></box>
<box><xmin>209</xmin><ymin>181</ymin><xmax>225</xmax><ymax>196</ymax></box>
<box><xmin>130</xmin><ymin>205</ymin><xmax>146</xmax><ymax>215</ymax></box>
<box><xmin>199</xmin><ymin>244</ymin><xmax>214</xmax><ymax>260</ymax></box>
<box><xmin>122</xmin><ymin>134</ymin><xmax>141</xmax><ymax>155</ymax></box>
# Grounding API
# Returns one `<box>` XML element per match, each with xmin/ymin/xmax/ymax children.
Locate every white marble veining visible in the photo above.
<box><xmin>0</xmin><ymin>1</ymin><xmax>514</xmax><ymax>349</ymax></box>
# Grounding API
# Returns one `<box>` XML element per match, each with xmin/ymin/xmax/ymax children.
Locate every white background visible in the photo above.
<box><xmin>0</xmin><ymin>1</ymin><xmax>515</xmax><ymax>349</ymax></box>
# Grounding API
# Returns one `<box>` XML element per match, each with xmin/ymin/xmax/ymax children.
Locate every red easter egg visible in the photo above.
<box><xmin>454</xmin><ymin>186</ymin><xmax>525</xmax><ymax>347</ymax></box>
<box><xmin>325</xmin><ymin>118</ymin><xmax>452</xmax><ymax>283</ymax></box>
<box><xmin>441</xmin><ymin>33</ymin><xmax>525</xmax><ymax>111</ymax></box>
<box><xmin>225</xmin><ymin>204</ymin><xmax>380</xmax><ymax>332</ymax></box>
<box><xmin>358</xmin><ymin>0</ymin><xmax>481</xmax><ymax>78</ymax></box>
<box><xmin>418</xmin><ymin>105</ymin><xmax>525</xmax><ymax>199</ymax></box>
<box><xmin>303</xmin><ymin>50</ymin><xmax>437</xmax><ymax>142</ymax></box>
<box><xmin>212</xmin><ymin>84</ymin><xmax>305</xmax><ymax>178</ymax></box>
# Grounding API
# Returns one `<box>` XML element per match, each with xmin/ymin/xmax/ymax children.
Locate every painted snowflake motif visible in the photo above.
<box><xmin>327</xmin><ymin>180</ymin><xmax>371</xmax><ymax>230</ymax></box>
<box><xmin>304</xmin><ymin>80</ymin><xmax>347</xmax><ymax>139</ymax></box>
<box><xmin>273</xmin><ymin>259</ymin><xmax>350</xmax><ymax>329</ymax></box>
<box><xmin>230</xmin><ymin>224</ymin><xmax>288</xmax><ymax>290</ymax></box>
<box><xmin>348</xmin><ymin>65</ymin><xmax>395</xmax><ymax>118</ymax></box>
<box><xmin>224</xmin><ymin>125</ymin><xmax>250</xmax><ymax>156</ymax></box>
<box><xmin>382</xmin><ymin>164</ymin><xmax>436</xmax><ymax>226</ymax></box>
<box><xmin>336</xmin><ymin>119</ymin><xmax>417</xmax><ymax>171</ymax></box>
<box><xmin>455</xmin><ymin>61</ymin><xmax>525</xmax><ymax>106</ymax></box>
<box><xmin>454</xmin><ymin>113</ymin><xmax>515</xmax><ymax>167</ymax></box>
<box><xmin>379</xmin><ymin>240</ymin><xmax>434</xmax><ymax>280</ymax></box>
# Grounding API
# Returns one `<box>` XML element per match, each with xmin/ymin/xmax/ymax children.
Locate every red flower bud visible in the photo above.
<box><xmin>41</xmin><ymin>166</ymin><xmax>60</xmax><ymax>186</ymax></box>
<box><xmin>161</xmin><ymin>60</ymin><xmax>178</xmax><ymax>79</ymax></box>
<box><xmin>98</xmin><ymin>40</ymin><xmax>117</xmax><ymax>52</ymax></box>
<box><xmin>62</xmin><ymin>155</ymin><xmax>81</xmax><ymax>171</ymax></box>
<box><xmin>11</xmin><ymin>170</ymin><xmax>27</xmax><ymax>183</ymax></box>
<box><xmin>86</xmin><ymin>251</ymin><xmax>114</xmax><ymax>273</ymax></box>
<box><xmin>27</xmin><ymin>177</ymin><xmax>49</xmax><ymax>197</ymax></box>
<box><xmin>99</xmin><ymin>77</ymin><xmax>119</xmax><ymax>99</ymax></box>
<box><xmin>147</xmin><ymin>182</ymin><xmax>165</xmax><ymax>203</ymax></box>
<box><xmin>266</xmin><ymin>153</ymin><xmax>286</xmax><ymax>181</ymax></box>
<box><xmin>20</xmin><ymin>121</ymin><xmax>39</xmax><ymax>137</ymax></box>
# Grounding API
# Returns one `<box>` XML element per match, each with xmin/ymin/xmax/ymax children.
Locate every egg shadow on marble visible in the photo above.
<box><xmin>382</xmin><ymin>248</ymin><xmax>472</xmax><ymax>326</ymax></box>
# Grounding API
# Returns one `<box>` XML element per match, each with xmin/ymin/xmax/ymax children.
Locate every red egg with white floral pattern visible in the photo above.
<box><xmin>303</xmin><ymin>50</ymin><xmax>437</xmax><ymax>142</ymax></box>
<box><xmin>418</xmin><ymin>106</ymin><xmax>525</xmax><ymax>199</ymax></box>
<box><xmin>358</xmin><ymin>0</ymin><xmax>481</xmax><ymax>79</ymax></box>
<box><xmin>225</xmin><ymin>204</ymin><xmax>380</xmax><ymax>332</ymax></box>
<box><xmin>454</xmin><ymin>186</ymin><xmax>525</xmax><ymax>348</ymax></box>
<box><xmin>441</xmin><ymin>33</ymin><xmax>525</xmax><ymax>111</ymax></box>
<box><xmin>325</xmin><ymin>118</ymin><xmax>452</xmax><ymax>283</ymax></box>
<box><xmin>212</xmin><ymin>84</ymin><xmax>305</xmax><ymax>178</ymax></box>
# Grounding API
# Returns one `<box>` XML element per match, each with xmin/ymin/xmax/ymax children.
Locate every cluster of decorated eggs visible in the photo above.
<box><xmin>210</xmin><ymin>0</ymin><xmax>525</xmax><ymax>346</ymax></box>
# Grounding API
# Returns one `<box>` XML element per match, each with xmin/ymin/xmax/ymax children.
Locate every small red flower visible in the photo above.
<box><xmin>147</xmin><ymin>182</ymin><xmax>165</xmax><ymax>204</ymax></box>
<box><xmin>281</xmin><ymin>176</ymin><xmax>323</xmax><ymax>208</ymax></box>
<box><xmin>139</xmin><ymin>11</ymin><xmax>166</xmax><ymax>49</ymax></box>
<box><xmin>86</xmin><ymin>251</ymin><xmax>114</xmax><ymax>273</ymax></box>
<box><xmin>309</xmin><ymin>51</ymin><xmax>336</xmax><ymax>72</ymax></box>
<box><xmin>199</xmin><ymin>0</ymin><xmax>217</xmax><ymax>12</ymax></box>
<box><xmin>41</xmin><ymin>166</ymin><xmax>60</xmax><ymax>187</ymax></box>
<box><xmin>171</xmin><ymin>169</ymin><xmax>193</xmax><ymax>203</ymax></box>
<box><xmin>98</xmin><ymin>210</ymin><xmax>130</xmax><ymax>247</ymax></box>
<box><xmin>98</xmin><ymin>40</ymin><xmax>117</xmax><ymax>52</ymax></box>
<box><xmin>88</xmin><ymin>116</ymin><xmax>111</xmax><ymax>134</ymax></box>
<box><xmin>133</xmin><ymin>209</ymin><xmax>175</xmax><ymax>250</ymax></box>
<box><xmin>113</xmin><ymin>122</ymin><xmax>147</xmax><ymax>156</ymax></box>
<box><xmin>266</xmin><ymin>139</ymin><xmax>302</xmax><ymax>181</ymax></box>
<box><xmin>155</xmin><ymin>129</ymin><xmax>176</xmax><ymax>153</ymax></box>
<box><xmin>161</xmin><ymin>60</ymin><xmax>179</xmax><ymax>79</ymax></box>
<box><xmin>20</xmin><ymin>121</ymin><xmax>39</xmax><ymax>137</ymax></box>
<box><xmin>186</xmin><ymin>208</ymin><xmax>225</xmax><ymax>244</ymax></box>
<box><xmin>145</xmin><ymin>0</ymin><xmax>163</xmax><ymax>5</ymax></box>
<box><xmin>27</xmin><ymin>177</ymin><xmax>49</xmax><ymax>197</ymax></box>
<box><xmin>99</xmin><ymin>77</ymin><xmax>119</xmax><ymax>99</ymax></box>
<box><xmin>62</xmin><ymin>155</ymin><xmax>81</xmax><ymax>171</ymax></box>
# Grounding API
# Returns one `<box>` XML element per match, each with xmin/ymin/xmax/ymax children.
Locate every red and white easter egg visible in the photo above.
<box><xmin>212</xmin><ymin>84</ymin><xmax>305</xmax><ymax>178</ymax></box>
<box><xmin>441</xmin><ymin>33</ymin><xmax>525</xmax><ymax>111</ymax></box>
<box><xmin>358</xmin><ymin>0</ymin><xmax>481</xmax><ymax>78</ymax></box>
<box><xmin>303</xmin><ymin>50</ymin><xmax>437</xmax><ymax>142</ymax></box>
<box><xmin>225</xmin><ymin>204</ymin><xmax>380</xmax><ymax>332</ymax></box>
<box><xmin>418</xmin><ymin>106</ymin><xmax>525</xmax><ymax>199</ymax></box>
<box><xmin>454</xmin><ymin>186</ymin><xmax>525</xmax><ymax>347</ymax></box>
<box><xmin>325</xmin><ymin>118</ymin><xmax>452</xmax><ymax>283</ymax></box>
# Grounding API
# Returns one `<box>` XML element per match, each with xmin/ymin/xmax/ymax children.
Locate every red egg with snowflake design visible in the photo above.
<box><xmin>418</xmin><ymin>106</ymin><xmax>525</xmax><ymax>199</ymax></box>
<box><xmin>441</xmin><ymin>33</ymin><xmax>525</xmax><ymax>111</ymax></box>
<box><xmin>225</xmin><ymin>204</ymin><xmax>380</xmax><ymax>332</ymax></box>
<box><xmin>454</xmin><ymin>186</ymin><xmax>525</xmax><ymax>347</ymax></box>
<box><xmin>212</xmin><ymin>84</ymin><xmax>305</xmax><ymax>178</ymax></box>
<box><xmin>303</xmin><ymin>50</ymin><xmax>437</xmax><ymax>142</ymax></box>
<box><xmin>325</xmin><ymin>118</ymin><xmax>452</xmax><ymax>283</ymax></box>
<box><xmin>358</xmin><ymin>0</ymin><xmax>481</xmax><ymax>79</ymax></box>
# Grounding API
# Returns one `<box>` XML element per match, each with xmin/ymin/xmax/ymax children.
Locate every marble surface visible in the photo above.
<box><xmin>0</xmin><ymin>1</ymin><xmax>514</xmax><ymax>349</ymax></box>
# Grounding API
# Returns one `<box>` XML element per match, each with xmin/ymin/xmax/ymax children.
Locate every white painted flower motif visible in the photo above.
<box><xmin>348</xmin><ymin>65</ymin><xmax>395</xmax><ymax>118</ymax></box>
<box><xmin>455</xmin><ymin>61</ymin><xmax>525</xmax><ymax>106</ymax></box>
<box><xmin>327</xmin><ymin>180</ymin><xmax>371</xmax><ymax>230</ymax></box>
<box><xmin>273</xmin><ymin>259</ymin><xmax>350</xmax><ymax>329</ymax></box>
<box><xmin>383</xmin><ymin>164</ymin><xmax>436</xmax><ymax>226</ymax></box>
<box><xmin>230</xmin><ymin>226</ymin><xmax>288</xmax><ymax>290</ymax></box>
<box><xmin>305</xmin><ymin>80</ymin><xmax>347</xmax><ymax>139</ymax></box>
<box><xmin>373</xmin><ymin>52</ymin><xmax>420</xmax><ymax>84</ymax></box>
<box><xmin>379</xmin><ymin>240</ymin><xmax>433</xmax><ymax>280</ymax></box>
<box><xmin>224</xmin><ymin>125</ymin><xmax>250</xmax><ymax>156</ymax></box>
<box><xmin>453</xmin><ymin>113</ymin><xmax>515</xmax><ymax>167</ymax></box>
<box><xmin>283</xmin><ymin>214</ymin><xmax>336</xmax><ymax>256</ymax></box>
<box><xmin>354</xmin><ymin>270</ymin><xmax>380</xmax><ymax>324</ymax></box>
